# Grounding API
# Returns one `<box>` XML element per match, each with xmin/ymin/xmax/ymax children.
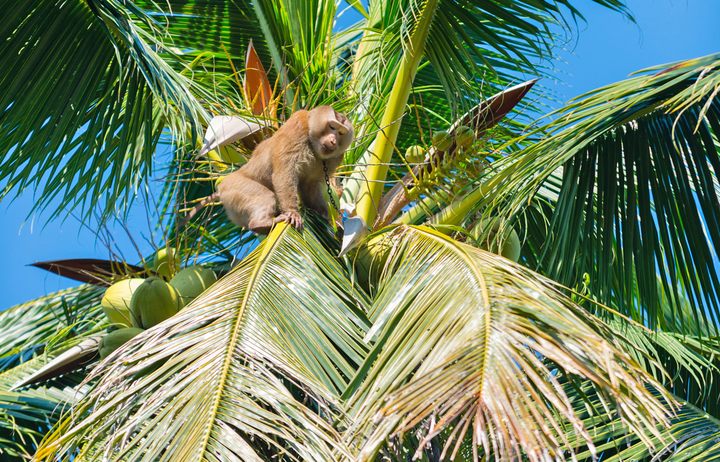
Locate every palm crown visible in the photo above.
<box><xmin>2</xmin><ymin>0</ymin><xmax>720</xmax><ymax>461</ymax></box>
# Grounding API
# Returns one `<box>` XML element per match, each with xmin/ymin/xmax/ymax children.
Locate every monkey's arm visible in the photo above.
<box><xmin>272</xmin><ymin>163</ymin><xmax>303</xmax><ymax>229</ymax></box>
<box><xmin>272</xmin><ymin>165</ymin><xmax>300</xmax><ymax>213</ymax></box>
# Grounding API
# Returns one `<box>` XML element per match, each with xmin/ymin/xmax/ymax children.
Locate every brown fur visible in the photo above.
<box><xmin>214</xmin><ymin>106</ymin><xmax>353</xmax><ymax>233</ymax></box>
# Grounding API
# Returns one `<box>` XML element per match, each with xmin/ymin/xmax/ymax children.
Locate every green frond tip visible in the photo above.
<box><xmin>0</xmin><ymin>0</ymin><xmax>208</xmax><ymax>222</ymax></box>
<box><xmin>0</xmin><ymin>333</ymin><xmax>105</xmax><ymax>461</ymax></box>
<box><xmin>0</xmin><ymin>285</ymin><xmax>104</xmax><ymax>360</ymax></box>
<box><xmin>346</xmin><ymin>225</ymin><xmax>673</xmax><ymax>461</ymax></box>
<box><xmin>563</xmin><ymin>381</ymin><xmax>720</xmax><ymax>461</ymax></box>
<box><xmin>480</xmin><ymin>52</ymin><xmax>720</xmax><ymax>332</ymax></box>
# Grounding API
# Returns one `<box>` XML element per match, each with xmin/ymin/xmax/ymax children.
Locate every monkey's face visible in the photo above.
<box><xmin>308</xmin><ymin>106</ymin><xmax>354</xmax><ymax>160</ymax></box>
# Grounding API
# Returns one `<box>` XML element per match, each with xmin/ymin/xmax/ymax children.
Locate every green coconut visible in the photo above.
<box><xmin>353</xmin><ymin>232</ymin><xmax>397</xmax><ymax>292</ymax></box>
<box><xmin>99</xmin><ymin>327</ymin><xmax>144</xmax><ymax>359</ymax></box>
<box><xmin>130</xmin><ymin>277</ymin><xmax>183</xmax><ymax>329</ymax></box>
<box><xmin>101</xmin><ymin>278</ymin><xmax>145</xmax><ymax>327</ymax></box>
<box><xmin>472</xmin><ymin>220</ymin><xmax>522</xmax><ymax>262</ymax></box>
<box><xmin>404</xmin><ymin>145</ymin><xmax>425</xmax><ymax>163</ymax></box>
<box><xmin>454</xmin><ymin>125</ymin><xmax>475</xmax><ymax>149</ymax></box>
<box><xmin>170</xmin><ymin>266</ymin><xmax>218</xmax><ymax>305</ymax></box>
<box><xmin>431</xmin><ymin>130</ymin><xmax>453</xmax><ymax>151</ymax></box>
<box><xmin>148</xmin><ymin>247</ymin><xmax>180</xmax><ymax>279</ymax></box>
<box><xmin>499</xmin><ymin>228</ymin><xmax>521</xmax><ymax>261</ymax></box>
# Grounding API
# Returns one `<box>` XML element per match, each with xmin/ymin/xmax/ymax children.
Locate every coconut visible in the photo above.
<box><xmin>101</xmin><ymin>278</ymin><xmax>145</xmax><ymax>327</ymax></box>
<box><xmin>454</xmin><ymin>125</ymin><xmax>475</xmax><ymax>149</ymax></box>
<box><xmin>130</xmin><ymin>277</ymin><xmax>183</xmax><ymax>329</ymax></box>
<box><xmin>353</xmin><ymin>232</ymin><xmax>397</xmax><ymax>292</ymax></box>
<box><xmin>148</xmin><ymin>247</ymin><xmax>179</xmax><ymax>279</ymax></box>
<box><xmin>472</xmin><ymin>220</ymin><xmax>522</xmax><ymax>262</ymax></box>
<box><xmin>99</xmin><ymin>327</ymin><xmax>144</xmax><ymax>359</ymax></box>
<box><xmin>170</xmin><ymin>266</ymin><xmax>218</xmax><ymax>305</ymax></box>
<box><xmin>405</xmin><ymin>145</ymin><xmax>425</xmax><ymax>163</ymax></box>
<box><xmin>500</xmin><ymin>229</ymin><xmax>521</xmax><ymax>262</ymax></box>
<box><xmin>431</xmin><ymin>130</ymin><xmax>453</xmax><ymax>151</ymax></box>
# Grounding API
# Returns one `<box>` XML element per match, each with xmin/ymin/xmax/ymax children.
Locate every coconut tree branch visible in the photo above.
<box><xmin>353</xmin><ymin>0</ymin><xmax>439</xmax><ymax>227</ymax></box>
<box><xmin>375</xmin><ymin>79</ymin><xmax>536</xmax><ymax>227</ymax></box>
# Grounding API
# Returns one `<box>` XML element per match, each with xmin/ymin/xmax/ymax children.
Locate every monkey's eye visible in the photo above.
<box><xmin>329</xmin><ymin>120</ymin><xmax>349</xmax><ymax>136</ymax></box>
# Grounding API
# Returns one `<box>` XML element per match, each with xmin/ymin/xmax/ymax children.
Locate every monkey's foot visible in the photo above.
<box><xmin>247</xmin><ymin>217</ymin><xmax>274</xmax><ymax>235</ymax></box>
<box><xmin>274</xmin><ymin>211</ymin><xmax>303</xmax><ymax>230</ymax></box>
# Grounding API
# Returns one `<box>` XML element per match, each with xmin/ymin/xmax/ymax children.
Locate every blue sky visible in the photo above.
<box><xmin>1</xmin><ymin>0</ymin><xmax>718</xmax><ymax>308</ymax></box>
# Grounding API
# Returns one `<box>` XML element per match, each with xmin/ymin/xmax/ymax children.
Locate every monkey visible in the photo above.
<box><xmin>184</xmin><ymin>106</ymin><xmax>353</xmax><ymax>234</ymax></box>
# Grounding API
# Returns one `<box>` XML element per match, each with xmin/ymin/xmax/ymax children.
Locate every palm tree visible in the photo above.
<box><xmin>1</xmin><ymin>0</ymin><xmax>719</xmax><ymax>460</ymax></box>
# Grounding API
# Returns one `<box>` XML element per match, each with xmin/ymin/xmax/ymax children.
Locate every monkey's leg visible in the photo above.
<box><xmin>300</xmin><ymin>181</ymin><xmax>329</xmax><ymax>219</ymax></box>
<box><xmin>245</xmin><ymin>184</ymin><xmax>277</xmax><ymax>234</ymax></box>
<box><xmin>219</xmin><ymin>179</ymin><xmax>277</xmax><ymax>234</ymax></box>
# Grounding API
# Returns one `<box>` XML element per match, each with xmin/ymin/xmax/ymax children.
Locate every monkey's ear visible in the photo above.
<box><xmin>333</xmin><ymin>110</ymin><xmax>348</xmax><ymax>124</ymax></box>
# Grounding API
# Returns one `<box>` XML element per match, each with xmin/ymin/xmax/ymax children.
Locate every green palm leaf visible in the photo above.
<box><xmin>133</xmin><ymin>0</ymin><xmax>274</xmax><ymax>101</ymax></box>
<box><xmin>36</xmin><ymin>223</ymin><xmax>370</xmax><ymax>461</ymax></box>
<box><xmin>0</xmin><ymin>387</ymin><xmax>74</xmax><ymax>461</ymax></box>
<box><xmin>346</xmin><ymin>0</ymin><xmax>631</xmax><ymax>223</ymax></box>
<box><xmin>345</xmin><ymin>225</ymin><xmax>670</xmax><ymax>461</ymax></box>
<box><xmin>0</xmin><ymin>0</ymin><xmax>207</xmax><ymax>221</ymax></box>
<box><xmin>616</xmin><ymin>401</ymin><xmax>720</xmax><ymax>461</ymax></box>
<box><xmin>421</xmin><ymin>0</ymin><xmax>630</xmax><ymax>99</ymax></box>
<box><xmin>0</xmin><ymin>341</ymin><xmax>96</xmax><ymax>461</ymax></box>
<box><xmin>0</xmin><ymin>289</ymin><xmax>106</xmax><ymax>461</ymax></box>
<box><xmin>134</xmin><ymin>0</ymin><xmax>269</xmax><ymax>60</ymax></box>
<box><xmin>0</xmin><ymin>286</ymin><xmax>104</xmax><ymax>362</ymax></box>
<box><xmin>563</xmin><ymin>382</ymin><xmax>720</xmax><ymax>462</ymax></box>
<box><xmin>599</xmin><ymin>313</ymin><xmax>720</xmax><ymax>419</ymax></box>
<box><xmin>253</xmin><ymin>0</ymin><xmax>341</xmax><ymax>106</ymax></box>
<box><xmin>479</xmin><ymin>52</ymin><xmax>720</xmax><ymax>333</ymax></box>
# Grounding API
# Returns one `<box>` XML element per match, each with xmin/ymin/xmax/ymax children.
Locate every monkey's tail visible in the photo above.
<box><xmin>179</xmin><ymin>192</ymin><xmax>221</xmax><ymax>229</ymax></box>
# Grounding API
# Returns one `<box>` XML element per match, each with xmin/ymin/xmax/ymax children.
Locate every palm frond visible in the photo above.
<box><xmin>344</xmin><ymin>225</ymin><xmax>671</xmax><ymax>461</ymax></box>
<box><xmin>480</xmin><ymin>52</ymin><xmax>720</xmax><ymax>334</ymax></box>
<box><xmin>0</xmin><ymin>286</ymin><xmax>104</xmax><ymax>362</ymax></box>
<box><xmin>36</xmin><ymin>223</ymin><xmax>370</xmax><ymax>461</ymax></box>
<box><xmin>421</xmin><ymin>0</ymin><xmax>630</xmax><ymax>102</ymax></box>
<box><xmin>608</xmin><ymin>400</ymin><xmax>720</xmax><ymax>461</ymax></box>
<box><xmin>598</xmin><ymin>312</ymin><xmax>720</xmax><ymax>419</ymax></box>
<box><xmin>657</xmin><ymin>334</ymin><xmax>720</xmax><ymax>419</ymax></box>
<box><xmin>345</xmin><ymin>0</ymin><xmax>630</xmax><ymax>222</ymax></box>
<box><xmin>0</xmin><ymin>343</ymin><xmax>94</xmax><ymax>461</ymax></box>
<box><xmin>252</xmin><ymin>0</ymin><xmax>343</xmax><ymax>107</ymax></box>
<box><xmin>135</xmin><ymin>0</ymin><xmax>268</xmax><ymax>61</ymax></box>
<box><xmin>0</xmin><ymin>289</ymin><xmax>105</xmax><ymax>460</ymax></box>
<box><xmin>0</xmin><ymin>0</ymin><xmax>207</xmax><ymax>221</ymax></box>
<box><xmin>0</xmin><ymin>387</ymin><xmax>77</xmax><ymax>461</ymax></box>
<box><xmin>133</xmin><ymin>0</ymin><xmax>273</xmax><ymax>103</ymax></box>
<box><xmin>561</xmin><ymin>381</ymin><xmax>720</xmax><ymax>462</ymax></box>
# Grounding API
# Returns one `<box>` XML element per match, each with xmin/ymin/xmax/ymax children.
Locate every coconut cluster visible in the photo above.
<box><xmin>403</xmin><ymin>125</ymin><xmax>476</xmax><ymax>164</ymax></box>
<box><xmin>98</xmin><ymin>247</ymin><xmax>218</xmax><ymax>359</ymax></box>
<box><xmin>400</xmin><ymin>127</ymin><xmax>523</xmax><ymax>261</ymax></box>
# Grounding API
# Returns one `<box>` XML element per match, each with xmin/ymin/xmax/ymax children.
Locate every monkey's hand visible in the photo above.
<box><xmin>274</xmin><ymin>210</ymin><xmax>303</xmax><ymax>230</ymax></box>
